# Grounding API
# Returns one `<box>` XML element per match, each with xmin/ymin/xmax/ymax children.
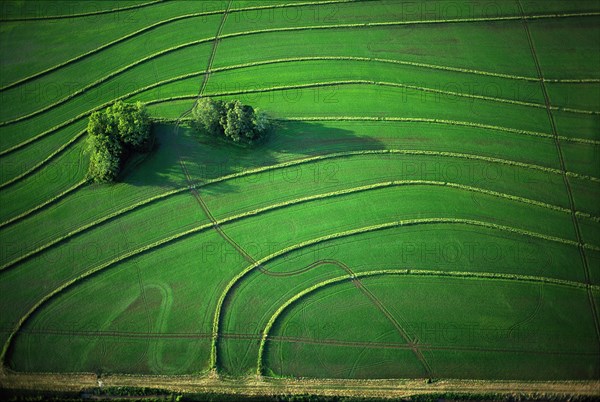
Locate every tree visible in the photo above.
<box><xmin>86</xmin><ymin>101</ymin><xmax>152</xmax><ymax>183</ymax></box>
<box><xmin>192</xmin><ymin>97</ymin><xmax>225</xmax><ymax>137</ymax></box>
<box><xmin>191</xmin><ymin>98</ymin><xmax>271</xmax><ymax>144</ymax></box>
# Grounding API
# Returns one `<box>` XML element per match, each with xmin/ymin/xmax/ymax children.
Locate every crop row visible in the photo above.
<box><xmin>5</xmin><ymin>145</ymin><xmax>598</xmax><ymax>272</ymax></box>
<box><xmin>0</xmin><ymin>130</ymin><xmax>87</xmax><ymax>190</ymax></box>
<box><xmin>210</xmin><ymin>215</ymin><xmax>597</xmax><ymax>370</ymax></box>
<box><xmin>256</xmin><ymin>267</ymin><xmax>600</xmax><ymax>374</ymax></box>
<box><xmin>203</xmin><ymin>80</ymin><xmax>598</xmax><ymax>115</ymax></box>
<box><xmin>0</xmin><ymin>179</ymin><xmax>86</xmax><ymax>230</ymax></box>
<box><xmin>0</xmin><ymin>0</ymin><xmax>357</xmax><ymax>92</ymax></box>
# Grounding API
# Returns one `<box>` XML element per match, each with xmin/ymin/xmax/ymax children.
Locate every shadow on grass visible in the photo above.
<box><xmin>120</xmin><ymin>119</ymin><xmax>386</xmax><ymax>196</ymax></box>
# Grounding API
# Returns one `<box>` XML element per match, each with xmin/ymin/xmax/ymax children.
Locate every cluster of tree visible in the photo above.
<box><xmin>86</xmin><ymin>101</ymin><xmax>152</xmax><ymax>183</ymax></box>
<box><xmin>191</xmin><ymin>98</ymin><xmax>270</xmax><ymax>143</ymax></box>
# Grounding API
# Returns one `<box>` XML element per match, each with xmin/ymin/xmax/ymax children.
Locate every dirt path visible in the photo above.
<box><xmin>1</xmin><ymin>371</ymin><xmax>598</xmax><ymax>398</ymax></box>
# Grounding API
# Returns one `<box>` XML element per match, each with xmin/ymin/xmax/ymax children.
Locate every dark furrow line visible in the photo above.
<box><xmin>3</xmin><ymin>327</ymin><xmax>597</xmax><ymax>357</ymax></box>
<box><xmin>516</xmin><ymin>0</ymin><xmax>600</xmax><ymax>348</ymax></box>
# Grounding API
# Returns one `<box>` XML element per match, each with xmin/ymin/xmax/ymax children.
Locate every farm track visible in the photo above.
<box><xmin>517</xmin><ymin>0</ymin><xmax>600</xmax><ymax>348</ymax></box>
<box><xmin>1</xmin><ymin>372</ymin><xmax>599</xmax><ymax>398</ymax></box>
<box><xmin>4</xmin><ymin>322</ymin><xmax>597</xmax><ymax>357</ymax></box>
<box><xmin>4</xmin><ymin>215</ymin><xmax>596</xmax><ymax>368</ymax></box>
<box><xmin>3</xmin><ymin>150</ymin><xmax>600</xmax><ymax>273</ymax></box>
<box><xmin>256</xmin><ymin>269</ymin><xmax>600</xmax><ymax>374</ymax></box>
<box><xmin>211</xmin><ymin>216</ymin><xmax>600</xmax><ymax>375</ymax></box>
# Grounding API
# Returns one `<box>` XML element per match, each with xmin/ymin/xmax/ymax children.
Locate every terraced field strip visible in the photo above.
<box><xmin>3</xmin><ymin>8</ymin><xmax>598</xmax><ymax>109</ymax></box>
<box><xmin>517</xmin><ymin>0</ymin><xmax>600</xmax><ymax>346</ymax></box>
<box><xmin>7</xmin><ymin>55</ymin><xmax>600</xmax><ymax>130</ymax></box>
<box><xmin>211</xmin><ymin>215</ymin><xmax>600</xmax><ymax>373</ymax></box>
<box><xmin>205</xmin><ymin>79</ymin><xmax>600</xmax><ymax>115</ymax></box>
<box><xmin>3</xmin><ymin>192</ymin><xmax>592</xmax><ymax>368</ymax></box>
<box><xmin>0</xmin><ymin>0</ymin><xmax>166</xmax><ymax>22</ymax></box>
<box><xmin>0</xmin><ymin>180</ymin><xmax>87</xmax><ymax>230</ymax></box>
<box><xmin>257</xmin><ymin>269</ymin><xmax>600</xmax><ymax>375</ymax></box>
<box><xmin>0</xmin><ymin>130</ymin><xmax>87</xmax><ymax>190</ymax></box>
<box><xmin>5</xmin><ymin>148</ymin><xmax>600</xmax><ymax>272</ymax></box>
<box><xmin>0</xmin><ymin>0</ymin><xmax>357</xmax><ymax>93</ymax></box>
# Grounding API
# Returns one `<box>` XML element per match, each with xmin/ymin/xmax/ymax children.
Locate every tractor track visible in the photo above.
<box><xmin>517</xmin><ymin>0</ymin><xmax>600</xmax><ymax>349</ymax></box>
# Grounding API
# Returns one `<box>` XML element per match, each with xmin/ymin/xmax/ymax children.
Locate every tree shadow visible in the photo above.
<box><xmin>120</xmin><ymin>119</ymin><xmax>386</xmax><ymax>196</ymax></box>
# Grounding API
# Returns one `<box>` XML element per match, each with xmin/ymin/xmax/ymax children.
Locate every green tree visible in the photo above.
<box><xmin>86</xmin><ymin>101</ymin><xmax>151</xmax><ymax>183</ymax></box>
<box><xmin>192</xmin><ymin>97</ymin><xmax>225</xmax><ymax>137</ymax></box>
<box><xmin>191</xmin><ymin>98</ymin><xmax>270</xmax><ymax>144</ymax></box>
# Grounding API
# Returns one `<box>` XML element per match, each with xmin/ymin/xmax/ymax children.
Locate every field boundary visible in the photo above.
<box><xmin>0</xmin><ymin>130</ymin><xmax>86</xmax><ymax>190</ymax></box>
<box><xmin>1</xmin><ymin>371</ymin><xmax>599</xmax><ymax>398</ymax></box>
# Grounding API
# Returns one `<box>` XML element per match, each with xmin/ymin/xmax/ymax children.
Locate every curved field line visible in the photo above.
<box><xmin>150</xmin><ymin>93</ymin><xmax>600</xmax><ymax>147</ymax></box>
<box><xmin>0</xmin><ymin>0</ymin><xmax>166</xmax><ymax>22</ymax></box>
<box><xmin>3</xmin><ymin>9</ymin><xmax>598</xmax><ymax>95</ymax></box>
<box><xmin>4</xmin><ymin>150</ymin><xmax>599</xmax><ymax>273</ymax></box>
<box><xmin>0</xmin><ymin>179</ymin><xmax>87</xmax><ymax>230</ymax></box>
<box><xmin>202</xmin><ymin>80</ymin><xmax>599</xmax><ymax>115</ymax></box>
<box><xmin>3</xmin><ymin>148</ymin><xmax>600</xmax><ymax>271</ymax></box>
<box><xmin>6</xmin><ymin>55</ymin><xmax>599</xmax><ymax>129</ymax></box>
<box><xmin>256</xmin><ymin>268</ymin><xmax>599</xmax><ymax>375</ymax></box>
<box><xmin>281</xmin><ymin>116</ymin><xmax>600</xmax><ymax>146</ymax></box>
<box><xmin>0</xmin><ymin>68</ymin><xmax>210</xmax><ymax>157</ymax></box>
<box><xmin>0</xmin><ymin>130</ymin><xmax>87</xmax><ymax>190</ymax></box>
<box><xmin>0</xmin><ymin>0</ymin><xmax>357</xmax><ymax>93</ymax></box>
<box><xmin>2</xmin><ymin>195</ymin><xmax>597</xmax><ymax>369</ymax></box>
<box><xmin>209</xmin><ymin>217</ymin><xmax>600</xmax><ymax>370</ymax></box>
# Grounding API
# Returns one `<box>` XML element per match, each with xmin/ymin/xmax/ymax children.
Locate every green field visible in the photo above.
<box><xmin>0</xmin><ymin>0</ymin><xmax>599</xmax><ymax>391</ymax></box>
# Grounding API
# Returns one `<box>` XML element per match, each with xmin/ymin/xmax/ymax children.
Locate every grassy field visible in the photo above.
<box><xmin>0</xmin><ymin>0</ymin><xmax>599</xmax><ymax>393</ymax></box>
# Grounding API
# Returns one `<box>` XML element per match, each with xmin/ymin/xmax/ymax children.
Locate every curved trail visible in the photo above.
<box><xmin>517</xmin><ymin>0</ymin><xmax>600</xmax><ymax>348</ymax></box>
<box><xmin>210</xmin><ymin>216</ymin><xmax>600</xmax><ymax>374</ymax></box>
<box><xmin>256</xmin><ymin>269</ymin><xmax>600</xmax><ymax>375</ymax></box>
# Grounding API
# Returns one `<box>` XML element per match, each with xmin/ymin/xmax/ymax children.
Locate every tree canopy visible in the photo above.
<box><xmin>191</xmin><ymin>98</ymin><xmax>271</xmax><ymax>143</ymax></box>
<box><xmin>87</xmin><ymin>101</ymin><xmax>151</xmax><ymax>183</ymax></box>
